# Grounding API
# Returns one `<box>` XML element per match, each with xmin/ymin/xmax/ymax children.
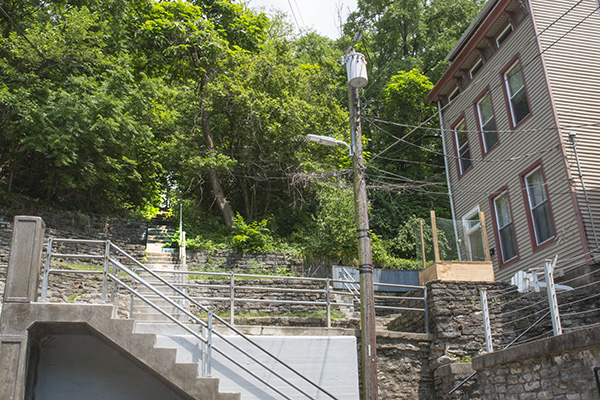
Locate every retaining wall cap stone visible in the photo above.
<box><xmin>472</xmin><ymin>325</ymin><xmax>600</xmax><ymax>370</ymax></box>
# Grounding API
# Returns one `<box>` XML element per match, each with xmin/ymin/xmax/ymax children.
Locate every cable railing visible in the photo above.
<box><xmin>449</xmin><ymin>256</ymin><xmax>600</xmax><ymax>395</ymax></box>
<box><xmin>41</xmin><ymin>238</ymin><xmax>339</xmax><ymax>400</ymax></box>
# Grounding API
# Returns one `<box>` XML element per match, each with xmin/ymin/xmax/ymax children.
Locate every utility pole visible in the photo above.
<box><xmin>346</xmin><ymin>48</ymin><xmax>378</xmax><ymax>400</ymax></box>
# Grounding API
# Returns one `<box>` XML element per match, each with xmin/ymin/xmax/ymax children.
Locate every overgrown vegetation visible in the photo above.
<box><xmin>0</xmin><ymin>0</ymin><xmax>485</xmax><ymax>269</ymax></box>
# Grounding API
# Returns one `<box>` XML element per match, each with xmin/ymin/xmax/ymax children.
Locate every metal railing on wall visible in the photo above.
<box><xmin>450</xmin><ymin>254</ymin><xmax>600</xmax><ymax>395</ymax></box>
<box><xmin>480</xmin><ymin>255</ymin><xmax>600</xmax><ymax>352</ymax></box>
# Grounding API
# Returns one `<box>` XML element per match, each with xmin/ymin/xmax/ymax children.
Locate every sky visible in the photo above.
<box><xmin>246</xmin><ymin>0</ymin><xmax>358</xmax><ymax>39</ymax></box>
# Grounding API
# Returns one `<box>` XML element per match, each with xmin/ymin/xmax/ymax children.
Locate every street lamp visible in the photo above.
<box><xmin>308</xmin><ymin>47</ymin><xmax>378</xmax><ymax>400</ymax></box>
<box><xmin>305</xmin><ymin>134</ymin><xmax>353</xmax><ymax>155</ymax></box>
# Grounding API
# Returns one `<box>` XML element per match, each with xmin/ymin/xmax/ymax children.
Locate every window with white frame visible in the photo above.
<box><xmin>493</xmin><ymin>192</ymin><xmax>518</xmax><ymax>262</ymax></box>
<box><xmin>463</xmin><ymin>207</ymin><xmax>486</xmax><ymax>261</ymax></box>
<box><xmin>449</xmin><ymin>87</ymin><xmax>461</xmax><ymax>102</ymax></box>
<box><xmin>496</xmin><ymin>24</ymin><xmax>514</xmax><ymax>47</ymax></box>
<box><xmin>477</xmin><ymin>93</ymin><xmax>498</xmax><ymax>152</ymax></box>
<box><xmin>470</xmin><ymin>59</ymin><xmax>484</xmax><ymax>79</ymax></box>
<box><xmin>454</xmin><ymin>119</ymin><xmax>471</xmax><ymax>174</ymax></box>
<box><xmin>504</xmin><ymin>61</ymin><xmax>530</xmax><ymax>126</ymax></box>
<box><xmin>524</xmin><ymin>168</ymin><xmax>554</xmax><ymax>245</ymax></box>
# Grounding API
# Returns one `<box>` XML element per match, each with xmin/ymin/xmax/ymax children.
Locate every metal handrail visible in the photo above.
<box><xmin>107</xmin><ymin>242</ymin><xmax>339</xmax><ymax>399</ymax></box>
<box><xmin>42</xmin><ymin>238</ymin><xmax>339</xmax><ymax>400</ymax></box>
<box><xmin>108</xmin><ymin>263</ymin><xmax>304</xmax><ymax>400</ymax></box>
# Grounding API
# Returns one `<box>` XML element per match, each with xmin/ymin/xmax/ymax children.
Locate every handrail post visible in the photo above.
<box><xmin>230</xmin><ymin>273</ymin><xmax>235</xmax><ymax>325</ymax></box>
<box><xmin>102</xmin><ymin>240</ymin><xmax>110</xmax><ymax>303</ymax></box>
<box><xmin>480</xmin><ymin>288</ymin><xmax>493</xmax><ymax>352</ymax></box>
<box><xmin>544</xmin><ymin>257</ymin><xmax>562</xmax><ymax>336</ymax></box>
<box><xmin>207</xmin><ymin>310</ymin><xmax>213</xmax><ymax>377</ymax></box>
<box><xmin>41</xmin><ymin>237</ymin><xmax>53</xmax><ymax>302</ymax></box>
<box><xmin>112</xmin><ymin>243</ymin><xmax>120</xmax><ymax>318</ymax></box>
<box><xmin>325</xmin><ymin>278</ymin><xmax>332</xmax><ymax>328</ymax></box>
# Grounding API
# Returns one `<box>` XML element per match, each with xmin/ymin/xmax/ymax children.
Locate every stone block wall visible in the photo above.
<box><xmin>375</xmin><ymin>331</ymin><xmax>435</xmax><ymax>400</ymax></box>
<box><xmin>187</xmin><ymin>278</ymin><xmax>328</xmax><ymax>316</ymax></box>
<box><xmin>187</xmin><ymin>250</ymin><xmax>303</xmax><ymax>276</ymax></box>
<box><xmin>474</xmin><ymin>326</ymin><xmax>600</xmax><ymax>399</ymax></box>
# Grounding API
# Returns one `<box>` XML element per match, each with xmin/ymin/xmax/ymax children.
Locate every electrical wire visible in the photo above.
<box><xmin>286</xmin><ymin>0</ymin><xmax>302</xmax><ymax>32</ymax></box>
<box><xmin>368</xmin><ymin>2</ymin><xmax>600</xmax><ymax>160</ymax></box>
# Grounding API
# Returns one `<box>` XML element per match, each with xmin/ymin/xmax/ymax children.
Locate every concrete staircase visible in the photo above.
<box><xmin>131</xmin><ymin>217</ymin><xmax>188</xmax><ymax>323</ymax></box>
<box><xmin>2</xmin><ymin>302</ymin><xmax>240</xmax><ymax>400</ymax></box>
<box><xmin>134</xmin><ymin>322</ymin><xmax>360</xmax><ymax>400</ymax></box>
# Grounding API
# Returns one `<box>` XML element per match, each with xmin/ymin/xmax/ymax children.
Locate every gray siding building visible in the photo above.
<box><xmin>426</xmin><ymin>0</ymin><xmax>600</xmax><ymax>281</ymax></box>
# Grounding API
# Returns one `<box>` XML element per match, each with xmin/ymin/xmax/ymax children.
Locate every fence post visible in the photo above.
<box><xmin>430</xmin><ymin>210</ymin><xmax>441</xmax><ymax>263</ymax></box>
<box><xmin>102</xmin><ymin>240</ymin><xmax>110</xmax><ymax>303</ymax></box>
<box><xmin>544</xmin><ymin>257</ymin><xmax>562</xmax><ymax>336</ymax></box>
<box><xmin>479</xmin><ymin>211</ymin><xmax>491</xmax><ymax>262</ymax></box>
<box><xmin>419</xmin><ymin>219</ymin><xmax>427</xmax><ymax>269</ymax></box>
<box><xmin>423</xmin><ymin>286</ymin><xmax>430</xmax><ymax>335</ymax></box>
<box><xmin>41</xmin><ymin>237</ymin><xmax>53</xmax><ymax>302</ymax></box>
<box><xmin>325</xmin><ymin>278</ymin><xmax>332</xmax><ymax>328</ymax></box>
<box><xmin>230</xmin><ymin>273</ymin><xmax>235</xmax><ymax>325</ymax></box>
<box><xmin>480</xmin><ymin>288</ymin><xmax>494</xmax><ymax>353</ymax></box>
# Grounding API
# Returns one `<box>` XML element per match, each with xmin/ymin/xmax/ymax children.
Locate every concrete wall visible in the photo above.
<box><xmin>27</xmin><ymin>326</ymin><xmax>189</xmax><ymax>400</ymax></box>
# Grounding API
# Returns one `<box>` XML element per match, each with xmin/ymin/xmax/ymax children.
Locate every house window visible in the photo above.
<box><xmin>470</xmin><ymin>59</ymin><xmax>484</xmax><ymax>79</ymax></box>
<box><xmin>493</xmin><ymin>192</ymin><xmax>518</xmax><ymax>262</ymax></box>
<box><xmin>477</xmin><ymin>93</ymin><xmax>498</xmax><ymax>152</ymax></box>
<box><xmin>496</xmin><ymin>24</ymin><xmax>514</xmax><ymax>47</ymax></box>
<box><xmin>463</xmin><ymin>207</ymin><xmax>486</xmax><ymax>261</ymax></box>
<box><xmin>453</xmin><ymin>119</ymin><xmax>471</xmax><ymax>174</ymax></box>
<box><xmin>524</xmin><ymin>168</ymin><xmax>555</xmax><ymax>245</ymax></box>
<box><xmin>449</xmin><ymin>87</ymin><xmax>461</xmax><ymax>102</ymax></box>
<box><xmin>504</xmin><ymin>60</ymin><xmax>530</xmax><ymax>127</ymax></box>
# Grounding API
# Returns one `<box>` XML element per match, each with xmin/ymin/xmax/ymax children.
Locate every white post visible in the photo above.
<box><xmin>480</xmin><ymin>289</ymin><xmax>494</xmax><ymax>353</ymax></box>
<box><xmin>326</xmin><ymin>278</ymin><xmax>332</xmax><ymax>328</ymax></box>
<box><xmin>544</xmin><ymin>257</ymin><xmax>562</xmax><ymax>336</ymax></box>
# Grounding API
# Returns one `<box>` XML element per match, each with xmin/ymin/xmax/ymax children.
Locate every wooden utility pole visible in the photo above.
<box><xmin>349</xmin><ymin>85</ymin><xmax>378</xmax><ymax>400</ymax></box>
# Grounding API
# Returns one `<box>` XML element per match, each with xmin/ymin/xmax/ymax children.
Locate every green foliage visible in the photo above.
<box><xmin>302</xmin><ymin>185</ymin><xmax>357</xmax><ymax>263</ymax></box>
<box><xmin>231</xmin><ymin>213</ymin><xmax>274</xmax><ymax>254</ymax></box>
<box><xmin>393</xmin><ymin>215</ymin><xmax>453</xmax><ymax>262</ymax></box>
<box><xmin>371</xmin><ymin>234</ymin><xmax>421</xmax><ymax>270</ymax></box>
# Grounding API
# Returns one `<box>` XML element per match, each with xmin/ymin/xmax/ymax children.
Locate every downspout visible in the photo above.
<box><xmin>438</xmin><ymin>101</ymin><xmax>462</xmax><ymax>261</ymax></box>
<box><xmin>569</xmin><ymin>132</ymin><xmax>600</xmax><ymax>250</ymax></box>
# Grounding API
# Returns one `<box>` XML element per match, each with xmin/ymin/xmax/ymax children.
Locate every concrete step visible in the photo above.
<box><xmin>9</xmin><ymin>303</ymin><xmax>240</xmax><ymax>400</ymax></box>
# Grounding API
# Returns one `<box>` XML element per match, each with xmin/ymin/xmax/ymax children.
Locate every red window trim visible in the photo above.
<box><xmin>473</xmin><ymin>86</ymin><xmax>500</xmax><ymax>158</ymax></box>
<box><xmin>518</xmin><ymin>159</ymin><xmax>557</xmax><ymax>252</ymax></box>
<box><xmin>451</xmin><ymin>114</ymin><xmax>473</xmax><ymax>180</ymax></box>
<box><xmin>488</xmin><ymin>186</ymin><xmax>520</xmax><ymax>269</ymax></box>
<box><xmin>500</xmin><ymin>54</ymin><xmax>532</xmax><ymax>130</ymax></box>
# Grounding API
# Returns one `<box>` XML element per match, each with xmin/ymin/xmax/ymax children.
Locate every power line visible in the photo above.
<box><xmin>367</xmin><ymin>118</ymin><xmax>562</xmax><ymax>164</ymax></box>
<box><xmin>286</xmin><ymin>0</ymin><xmax>302</xmax><ymax>32</ymax></box>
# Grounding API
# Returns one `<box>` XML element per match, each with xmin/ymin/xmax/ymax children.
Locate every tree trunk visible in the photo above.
<box><xmin>200</xmin><ymin>99</ymin><xmax>235</xmax><ymax>228</ymax></box>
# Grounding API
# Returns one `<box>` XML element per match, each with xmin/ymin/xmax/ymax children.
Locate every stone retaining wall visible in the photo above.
<box><xmin>473</xmin><ymin>326</ymin><xmax>600</xmax><ymax>399</ymax></box>
<box><xmin>375</xmin><ymin>332</ymin><xmax>435</xmax><ymax>400</ymax></box>
<box><xmin>186</xmin><ymin>250</ymin><xmax>303</xmax><ymax>276</ymax></box>
<box><xmin>187</xmin><ymin>278</ymin><xmax>328</xmax><ymax>316</ymax></box>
